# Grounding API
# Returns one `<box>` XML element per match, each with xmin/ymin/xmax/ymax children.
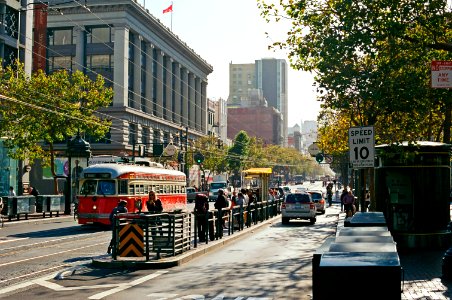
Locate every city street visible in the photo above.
<box><xmin>0</xmin><ymin>204</ymin><xmax>340</xmax><ymax>299</ymax></box>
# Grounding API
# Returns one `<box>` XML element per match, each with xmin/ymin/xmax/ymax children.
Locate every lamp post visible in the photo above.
<box><xmin>65</xmin><ymin>133</ymin><xmax>91</xmax><ymax>214</ymax></box>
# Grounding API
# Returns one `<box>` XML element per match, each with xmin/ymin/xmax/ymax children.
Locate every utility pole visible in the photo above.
<box><xmin>185</xmin><ymin>126</ymin><xmax>189</xmax><ymax>186</ymax></box>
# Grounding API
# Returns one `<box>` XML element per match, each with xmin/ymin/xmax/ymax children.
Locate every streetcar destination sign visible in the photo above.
<box><xmin>348</xmin><ymin>126</ymin><xmax>375</xmax><ymax>168</ymax></box>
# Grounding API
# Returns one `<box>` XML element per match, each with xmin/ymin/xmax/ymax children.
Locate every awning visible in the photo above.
<box><xmin>242</xmin><ymin>168</ymin><xmax>273</xmax><ymax>176</ymax></box>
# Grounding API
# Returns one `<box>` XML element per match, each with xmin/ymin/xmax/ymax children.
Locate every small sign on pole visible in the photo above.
<box><xmin>431</xmin><ymin>61</ymin><xmax>452</xmax><ymax>88</ymax></box>
<box><xmin>308</xmin><ymin>143</ymin><xmax>321</xmax><ymax>157</ymax></box>
<box><xmin>348</xmin><ymin>126</ymin><xmax>375</xmax><ymax>169</ymax></box>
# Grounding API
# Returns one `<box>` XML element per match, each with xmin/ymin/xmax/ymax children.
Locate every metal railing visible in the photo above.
<box><xmin>193</xmin><ymin>199</ymin><xmax>282</xmax><ymax>247</ymax></box>
<box><xmin>110</xmin><ymin>199</ymin><xmax>282</xmax><ymax>261</ymax></box>
<box><xmin>111</xmin><ymin>212</ymin><xmax>191</xmax><ymax>261</ymax></box>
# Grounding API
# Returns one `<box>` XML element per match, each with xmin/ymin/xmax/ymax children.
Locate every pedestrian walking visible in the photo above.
<box><xmin>194</xmin><ymin>193</ymin><xmax>210</xmax><ymax>242</ymax></box>
<box><xmin>326</xmin><ymin>183</ymin><xmax>333</xmax><ymax>207</ymax></box>
<box><xmin>340</xmin><ymin>188</ymin><xmax>348</xmax><ymax>212</ymax></box>
<box><xmin>107</xmin><ymin>199</ymin><xmax>128</xmax><ymax>254</ymax></box>
<box><xmin>344</xmin><ymin>191</ymin><xmax>355</xmax><ymax>217</ymax></box>
<box><xmin>365</xmin><ymin>190</ymin><xmax>371</xmax><ymax>211</ymax></box>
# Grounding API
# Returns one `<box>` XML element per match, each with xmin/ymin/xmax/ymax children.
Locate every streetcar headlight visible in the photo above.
<box><xmin>92</xmin><ymin>205</ymin><xmax>97</xmax><ymax>210</ymax></box>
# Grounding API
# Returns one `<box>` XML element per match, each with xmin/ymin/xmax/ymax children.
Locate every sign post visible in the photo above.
<box><xmin>431</xmin><ymin>61</ymin><xmax>452</xmax><ymax>89</ymax></box>
<box><xmin>348</xmin><ymin>126</ymin><xmax>375</xmax><ymax>169</ymax></box>
<box><xmin>308</xmin><ymin>143</ymin><xmax>321</xmax><ymax>157</ymax></box>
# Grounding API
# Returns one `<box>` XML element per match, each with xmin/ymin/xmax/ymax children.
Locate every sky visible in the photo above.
<box><xmin>145</xmin><ymin>0</ymin><xmax>321</xmax><ymax>127</ymax></box>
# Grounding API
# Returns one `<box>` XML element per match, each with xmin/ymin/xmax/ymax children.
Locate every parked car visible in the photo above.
<box><xmin>307</xmin><ymin>190</ymin><xmax>326</xmax><ymax>214</ymax></box>
<box><xmin>281</xmin><ymin>192</ymin><xmax>317</xmax><ymax>225</ymax></box>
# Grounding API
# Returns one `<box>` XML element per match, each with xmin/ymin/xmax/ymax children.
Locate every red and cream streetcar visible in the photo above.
<box><xmin>76</xmin><ymin>162</ymin><xmax>187</xmax><ymax>225</ymax></box>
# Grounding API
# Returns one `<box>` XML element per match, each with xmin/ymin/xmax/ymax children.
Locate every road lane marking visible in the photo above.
<box><xmin>0</xmin><ymin>232</ymin><xmax>106</xmax><ymax>252</ymax></box>
<box><xmin>0</xmin><ymin>242</ymin><xmax>105</xmax><ymax>267</ymax></box>
<box><xmin>36</xmin><ymin>280</ymin><xmax>120</xmax><ymax>291</ymax></box>
<box><xmin>88</xmin><ymin>271</ymin><xmax>168</xmax><ymax>299</ymax></box>
<box><xmin>0</xmin><ymin>238</ymin><xmax>29</xmax><ymax>244</ymax></box>
<box><xmin>146</xmin><ymin>293</ymin><xmax>179</xmax><ymax>299</ymax></box>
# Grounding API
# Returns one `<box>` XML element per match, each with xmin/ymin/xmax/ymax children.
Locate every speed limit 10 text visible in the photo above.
<box><xmin>350</xmin><ymin>129</ymin><xmax>373</xmax><ymax>144</ymax></box>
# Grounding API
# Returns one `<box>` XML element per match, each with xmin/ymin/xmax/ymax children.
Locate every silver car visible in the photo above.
<box><xmin>281</xmin><ymin>192</ymin><xmax>317</xmax><ymax>225</ymax></box>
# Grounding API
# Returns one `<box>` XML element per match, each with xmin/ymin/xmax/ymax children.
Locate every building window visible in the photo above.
<box><xmin>5</xmin><ymin>7</ymin><xmax>19</xmax><ymax>39</ymax></box>
<box><xmin>128</xmin><ymin>124</ymin><xmax>137</xmax><ymax>145</ymax></box>
<box><xmin>142</xmin><ymin>127</ymin><xmax>150</xmax><ymax>146</ymax></box>
<box><xmin>86</xmin><ymin>54</ymin><xmax>112</xmax><ymax>71</ymax></box>
<box><xmin>49</xmin><ymin>28</ymin><xmax>74</xmax><ymax>45</ymax></box>
<box><xmin>86</xmin><ymin>26</ymin><xmax>112</xmax><ymax>44</ymax></box>
<box><xmin>49</xmin><ymin>56</ymin><xmax>73</xmax><ymax>72</ymax></box>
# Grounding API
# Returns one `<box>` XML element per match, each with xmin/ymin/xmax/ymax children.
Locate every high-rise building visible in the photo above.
<box><xmin>228</xmin><ymin>58</ymin><xmax>288</xmax><ymax>146</ymax></box>
<box><xmin>301</xmin><ymin>120</ymin><xmax>318</xmax><ymax>152</ymax></box>
<box><xmin>256</xmin><ymin>58</ymin><xmax>288</xmax><ymax>146</ymax></box>
<box><xmin>228</xmin><ymin>63</ymin><xmax>255</xmax><ymax>107</ymax></box>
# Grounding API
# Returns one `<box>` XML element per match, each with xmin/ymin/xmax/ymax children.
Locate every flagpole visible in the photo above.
<box><xmin>170</xmin><ymin>1</ymin><xmax>173</xmax><ymax>31</ymax></box>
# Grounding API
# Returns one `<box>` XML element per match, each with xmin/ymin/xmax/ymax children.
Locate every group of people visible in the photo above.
<box><xmin>339</xmin><ymin>188</ymin><xmax>371</xmax><ymax>217</ymax></box>
<box><xmin>193</xmin><ymin>188</ymin><xmax>259</xmax><ymax>243</ymax></box>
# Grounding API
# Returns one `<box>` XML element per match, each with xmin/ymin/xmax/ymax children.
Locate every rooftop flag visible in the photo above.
<box><xmin>163</xmin><ymin>4</ymin><xmax>173</xmax><ymax>14</ymax></box>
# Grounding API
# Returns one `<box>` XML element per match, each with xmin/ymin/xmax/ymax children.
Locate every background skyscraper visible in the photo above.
<box><xmin>228</xmin><ymin>58</ymin><xmax>288</xmax><ymax>146</ymax></box>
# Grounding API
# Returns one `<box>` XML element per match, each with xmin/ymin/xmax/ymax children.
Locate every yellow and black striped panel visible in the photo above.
<box><xmin>118</xmin><ymin>224</ymin><xmax>144</xmax><ymax>257</ymax></box>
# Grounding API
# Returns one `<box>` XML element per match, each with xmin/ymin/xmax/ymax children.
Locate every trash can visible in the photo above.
<box><xmin>36</xmin><ymin>195</ymin><xmax>44</xmax><ymax>213</ymax></box>
<box><xmin>7</xmin><ymin>197</ymin><xmax>17</xmax><ymax>216</ymax></box>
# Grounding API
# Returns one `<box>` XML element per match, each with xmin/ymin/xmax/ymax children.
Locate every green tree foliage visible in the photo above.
<box><xmin>258</xmin><ymin>0</ymin><xmax>452</xmax><ymax>148</ymax></box>
<box><xmin>0</xmin><ymin>60</ymin><xmax>113</xmax><ymax>192</ymax></box>
<box><xmin>228</xmin><ymin>130</ymin><xmax>251</xmax><ymax>174</ymax></box>
<box><xmin>193</xmin><ymin>135</ymin><xmax>229</xmax><ymax>178</ymax></box>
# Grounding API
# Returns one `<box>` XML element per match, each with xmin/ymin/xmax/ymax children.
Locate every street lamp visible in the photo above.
<box><xmin>65</xmin><ymin>132</ymin><xmax>91</xmax><ymax>214</ymax></box>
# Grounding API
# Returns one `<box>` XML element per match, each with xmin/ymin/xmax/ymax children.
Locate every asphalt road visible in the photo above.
<box><xmin>0</xmin><ymin>204</ymin><xmax>341</xmax><ymax>299</ymax></box>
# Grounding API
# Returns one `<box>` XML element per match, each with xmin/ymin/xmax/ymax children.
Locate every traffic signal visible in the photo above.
<box><xmin>315</xmin><ymin>153</ymin><xmax>324</xmax><ymax>163</ymax></box>
<box><xmin>177</xmin><ymin>152</ymin><xmax>184</xmax><ymax>163</ymax></box>
<box><xmin>194</xmin><ymin>152</ymin><xmax>204</xmax><ymax>164</ymax></box>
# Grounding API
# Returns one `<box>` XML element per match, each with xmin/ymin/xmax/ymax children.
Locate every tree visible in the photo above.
<box><xmin>227</xmin><ymin>131</ymin><xmax>251</xmax><ymax>185</ymax></box>
<box><xmin>0</xmin><ymin>60</ymin><xmax>113</xmax><ymax>193</ymax></box>
<box><xmin>258</xmin><ymin>0</ymin><xmax>452</xmax><ymax>145</ymax></box>
<box><xmin>193</xmin><ymin>135</ymin><xmax>229</xmax><ymax>182</ymax></box>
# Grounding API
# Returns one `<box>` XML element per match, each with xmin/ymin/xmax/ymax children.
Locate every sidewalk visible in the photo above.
<box><xmin>1</xmin><ymin>213</ymin><xmax>74</xmax><ymax>227</ymax></box>
<box><xmin>336</xmin><ymin>211</ymin><xmax>452</xmax><ymax>300</ymax></box>
<box><xmin>400</xmin><ymin>249</ymin><xmax>452</xmax><ymax>299</ymax></box>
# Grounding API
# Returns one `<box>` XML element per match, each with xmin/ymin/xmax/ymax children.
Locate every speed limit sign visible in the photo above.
<box><xmin>348</xmin><ymin>126</ymin><xmax>375</xmax><ymax>168</ymax></box>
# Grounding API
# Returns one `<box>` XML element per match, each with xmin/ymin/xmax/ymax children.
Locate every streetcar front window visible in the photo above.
<box><xmin>97</xmin><ymin>180</ymin><xmax>116</xmax><ymax>195</ymax></box>
<box><xmin>80</xmin><ymin>180</ymin><xmax>97</xmax><ymax>195</ymax></box>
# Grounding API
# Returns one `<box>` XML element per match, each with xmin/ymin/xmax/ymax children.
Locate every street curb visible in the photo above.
<box><xmin>2</xmin><ymin>215</ymin><xmax>75</xmax><ymax>227</ymax></box>
<box><xmin>91</xmin><ymin>216</ymin><xmax>279</xmax><ymax>269</ymax></box>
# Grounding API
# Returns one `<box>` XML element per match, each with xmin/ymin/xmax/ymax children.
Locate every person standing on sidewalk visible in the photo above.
<box><xmin>344</xmin><ymin>191</ymin><xmax>355</xmax><ymax>217</ymax></box>
<box><xmin>194</xmin><ymin>193</ymin><xmax>209</xmax><ymax>242</ymax></box>
<box><xmin>340</xmin><ymin>188</ymin><xmax>348</xmax><ymax>212</ymax></box>
<box><xmin>214</xmin><ymin>189</ymin><xmax>229</xmax><ymax>231</ymax></box>
<box><xmin>146</xmin><ymin>191</ymin><xmax>164</xmax><ymax>236</ymax></box>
